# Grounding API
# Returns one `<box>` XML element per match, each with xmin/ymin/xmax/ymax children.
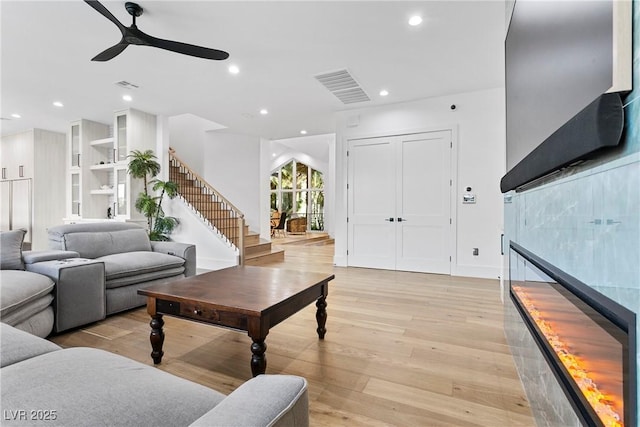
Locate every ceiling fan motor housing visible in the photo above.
<box><xmin>125</xmin><ymin>2</ymin><xmax>143</xmax><ymax>17</ymax></box>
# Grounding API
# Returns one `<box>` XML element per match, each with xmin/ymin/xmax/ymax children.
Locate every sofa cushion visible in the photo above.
<box><xmin>12</xmin><ymin>306</ymin><xmax>54</xmax><ymax>339</ymax></box>
<box><xmin>1</xmin><ymin>347</ymin><xmax>225</xmax><ymax>427</ymax></box>
<box><xmin>99</xmin><ymin>251</ymin><xmax>185</xmax><ymax>281</ymax></box>
<box><xmin>0</xmin><ymin>323</ymin><xmax>60</xmax><ymax>368</ymax></box>
<box><xmin>2</xmin><ymin>294</ymin><xmax>54</xmax><ymax>326</ymax></box>
<box><xmin>1</xmin><ymin>229</ymin><xmax>26</xmax><ymax>270</ymax></box>
<box><xmin>62</xmin><ymin>229</ymin><xmax>152</xmax><ymax>259</ymax></box>
<box><xmin>48</xmin><ymin>222</ymin><xmax>145</xmax><ymax>250</ymax></box>
<box><xmin>0</xmin><ymin>270</ymin><xmax>54</xmax><ymax>318</ymax></box>
<box><xmin>22</xmin><ymin>250</ymin><xmax>80</xmax><ymax>264</ymax></box>
<box><xmin>190</xmin><ymin>375</ymin><xmax>309</xmax><ymax>427</ymax></box>
<box><xmin>106</xmin><ymin>267</ymin><xmax>185</xmax><ymax>289</ymax></box>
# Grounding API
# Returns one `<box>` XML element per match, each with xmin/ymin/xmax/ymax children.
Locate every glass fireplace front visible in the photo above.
<box><xmin>509</xmin><ymin>242</ymin><xmax>636</xmax><ymax>427</ymax></box>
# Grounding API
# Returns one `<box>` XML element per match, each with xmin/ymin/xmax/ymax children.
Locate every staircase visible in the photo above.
<box><xmin>276</xmin><ymin>234</ymin><xmax>334</xmax><ymax>246</ymax></box>
<box><xmin>243</xmin><ymin>232</ymin><xmax>285</xmax><ymax>264</ymax></box>
<box><xmin>168</xmin><ymin>149</ymin><xmax>284</xmax><ymax>265</ymax></box>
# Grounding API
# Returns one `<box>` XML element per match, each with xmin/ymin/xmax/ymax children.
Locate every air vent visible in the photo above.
<box><xmin>115</xmin><ymin>80</ymin><xmax>139</xmax><ymax>89</ymax></box>
<box><xmin>314</xmin><ymin>69</ymin><xmax>370</xmax><ymax>104</ymax></box>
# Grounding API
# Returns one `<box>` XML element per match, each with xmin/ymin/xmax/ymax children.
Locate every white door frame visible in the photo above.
<box><xmin>346</xmin><ymin>125</ymin><xmax>459</xmax><ymax>274</ymax></box>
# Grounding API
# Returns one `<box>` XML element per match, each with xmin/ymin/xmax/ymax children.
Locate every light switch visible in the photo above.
<box><xmin>463</xmin><ymin>194</ymin><xmax>476</xmax><ymax>204</ymax></box>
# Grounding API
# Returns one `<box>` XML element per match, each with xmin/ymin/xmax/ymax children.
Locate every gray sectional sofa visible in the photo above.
<box><xmin>0</xmin><ymin>229</ymin><xmax>79</xmax><ymax>337</ymax></box>
<box><xmin>47</xmin><ymin>222</ymin><xmax>196</xmax><ymax>316</ymax></box>
<box><xmin>0</xmin><ymin>323</ymin><xmax>309</xmax><ymax>426</ymax></box>
<box><xmin>1</xmin><ymin>222</ymin><xmax>197</xmax><ymax>336</ymax></box>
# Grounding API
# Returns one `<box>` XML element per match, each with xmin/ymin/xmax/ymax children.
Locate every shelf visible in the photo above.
<box><xmin>90</xmin><ymin>137</ymin><xmax>114</xmax><ymax>147</ymax></box>
<box><xmin>90</xmin><ymin>163</ymin><xmax>114</xmax><ymax>171</ymax></box>
<box><xmin>90</xmin><ymin>189</ymin><xmax>114</xmax><ymax>195</ymax></box>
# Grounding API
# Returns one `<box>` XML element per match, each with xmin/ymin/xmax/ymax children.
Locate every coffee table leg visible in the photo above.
<box><xmin>316</xmin><ymin>296</ymin><xmax>327</xmax><ymax>339</ymax></box>
<box><xmin>150</xmin><ymin>313</ymin><xmax>165</xmax><ymax>364</ymax></box>
<box><xmin>250</xmin><ymin>338</ymin><xmax>267</xmax><ymax>377</ymax></box>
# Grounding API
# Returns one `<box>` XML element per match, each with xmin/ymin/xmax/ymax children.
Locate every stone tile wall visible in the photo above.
<box><xmin>503</xmin><ymin>3</ymin><xmax>639</xmax><ymax>424</ymax></box>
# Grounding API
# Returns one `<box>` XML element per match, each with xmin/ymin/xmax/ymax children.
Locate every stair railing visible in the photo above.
<box><xmin>168</xmin><ymin>148</ymin><xmax>245</xmax><ymax>265</ymax></box>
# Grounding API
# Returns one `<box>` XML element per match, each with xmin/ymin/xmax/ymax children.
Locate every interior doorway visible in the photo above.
<box><xmin>347</xmin><ymin>130</ymin><xmax>453</xmax><ymax>274</ymax></box>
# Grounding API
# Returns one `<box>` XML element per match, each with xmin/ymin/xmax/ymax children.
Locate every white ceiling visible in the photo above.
<box><xmin>1</xmin><ymin>0</ymin><xmax>506</xmax><ymax>140</ymax></box>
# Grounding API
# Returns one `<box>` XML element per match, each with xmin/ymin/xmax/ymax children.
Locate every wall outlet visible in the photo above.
<box><xmin>473</xmin><ymin>248</ymin><xmax>479</xmax><ymax>256</ymax></box>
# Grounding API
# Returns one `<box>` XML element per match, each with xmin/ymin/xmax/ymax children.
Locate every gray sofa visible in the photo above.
<box><xmin>0</xmin><ymin>229</ymin><xmax>79</xmax><ymax>338</ymax></box>
<box><xmin>47</xmin><ymin>222</ymin><xmax>196</xmax><ymax>316</ymax></box>
<box><xmin>0</xmin><ymin>323</ymin><xmax>309</xmax><ymax>426</ymax></box>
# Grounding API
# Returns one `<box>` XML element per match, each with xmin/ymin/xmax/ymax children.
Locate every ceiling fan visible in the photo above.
<box><xmin>84</xmin><ymin>0</ymin><xmax>229</xmax><ymax>62</ymax></box>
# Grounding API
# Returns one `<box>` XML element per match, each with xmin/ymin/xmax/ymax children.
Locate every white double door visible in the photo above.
<box><xmin>347</xmin><ymin>130</ymin><xmax>452</xmax><ymax>274</ymax></box>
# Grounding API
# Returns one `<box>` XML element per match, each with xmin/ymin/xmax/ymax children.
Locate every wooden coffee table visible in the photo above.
<box><xmin>138</xmin><ymin>265</ymin><xmax>334</xmax><ymax>377</ymax></box>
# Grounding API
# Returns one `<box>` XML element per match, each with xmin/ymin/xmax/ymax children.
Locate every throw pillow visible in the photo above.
<box><xmin>0</xmin><ymin>229</ymin><xmax>26</xmax><ymax>270</ymax></box>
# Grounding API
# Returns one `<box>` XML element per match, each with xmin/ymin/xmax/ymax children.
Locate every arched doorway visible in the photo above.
<box><xmin>270</xmin><ymin>159</ymin><xmax>324</xmax><ymax>231</ymax></box>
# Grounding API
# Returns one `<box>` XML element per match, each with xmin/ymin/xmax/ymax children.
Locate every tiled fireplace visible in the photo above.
<box><xmin>509</xmin><ymin>241</ymin><xmax>635</xmax><ymax>427</ymax></box>
<box><xmin>503</xmin><ymin>150</ymin><xmax>639</xmax><ymax>427</ymax></box>
<box><xmin>503</xmin><ymin>5</ymin><xmax>639</xmax><ymax>424</ymax></box>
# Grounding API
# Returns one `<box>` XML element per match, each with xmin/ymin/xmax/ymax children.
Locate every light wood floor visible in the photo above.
<box><xmin>50</xmin><ymin>240</ymin><xmax>534</xmax><ymax>426</ymax></box>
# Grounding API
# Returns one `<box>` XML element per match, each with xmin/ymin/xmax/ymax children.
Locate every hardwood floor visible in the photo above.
<box><xmin>50</xmin><ymin>240</ymin><xmax>534</xmax><ymax>426</ymax></box>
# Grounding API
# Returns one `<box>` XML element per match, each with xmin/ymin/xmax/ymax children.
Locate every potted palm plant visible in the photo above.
<box><xmin>127</xmin><ymin>149</ymin><xmax>179</xmax><ymax>241</ymax></box>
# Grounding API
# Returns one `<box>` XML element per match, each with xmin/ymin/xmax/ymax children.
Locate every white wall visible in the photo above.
<box><xmin>164</xmin><ymin>199</ymin><xmax>238</xmax><ymax>271</ymax></box>
<box><xmin>168</xmin><ymin>113</ymin><xmax>225</xmax><ymax>177</ymax></box>
<box><xmin>259</xmin><ymin>137</ymin><xmax>272</xmax><ymax>240</ymax></box>
<box><xmin>269</xmin><ymin>134</ymin><xmax>333</xmax><ymax>174</ymax></box>
<box><xmin>203</xmin><ymin>131</ymin><xmax>262</xmax><ymax>233</ymax></box>
<box><xmin>334</xmin><ymin>87</ymin><xmax>505</xmax><ymax>279</ymax></box>
<box><xmin>270</xmin><ymin>134</ymin><xmax>331</xmax><ymax>165</ymax></box>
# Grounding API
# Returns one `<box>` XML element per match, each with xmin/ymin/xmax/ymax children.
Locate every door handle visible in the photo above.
<box><xmin>397</xmin><ymin>218</ymin><xmax>406</xmax><ymax>222</ymax></box>
<box><xmin>588</xmin><ymin>219</ymin><xmax>602</xmax><ymax>225</ymax></box>
<box><xmin>606</xmin><ymin>219</ymin><xmax>621</xmax><ymax>225</ymax></box>
<box><xmin>385</xmin><ymin>218</ymin><xmax>394</xmax><ymax>222</ymax></box>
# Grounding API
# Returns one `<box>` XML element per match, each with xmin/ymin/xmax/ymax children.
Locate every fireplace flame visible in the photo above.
<box><xmin>513</xmin><ymin>286</ymin><xmax>623</xmax><ymax>427</ymax></box>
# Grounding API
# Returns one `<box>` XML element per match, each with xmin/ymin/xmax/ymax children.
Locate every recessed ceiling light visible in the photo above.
<box><xmin>10</xmin><ymin>113</ymin><xmax>21</xmax><ymax>119</ymax></box>
<box><xmin>53</xmin><ymin>101</ymin><xmax>64</xmax><ymax>107</ymax></box>
<box><xmin>300</xmin><ymin>130</ymin><xmax>307</xmax><ymax>135</ymax></box>
<box><xmin>122</xmin><ymin>95</ymin><xmax>133</xmax><ymax>102</ymax></box>
<box><xmin>260</xmin><ymin>109</ymin><xmax>268</xmax><ymax>115</ymax></box>
<box><xmin>228</xmin><ymin>64</ymin><xmax>240</xmax><ymax>75</ymax></box>
<box><xmin>272</xmin><ymin>153</ymin><xmax>277</xmax><ymax>157</ymax></box>
<box><xmin>379</xmin><ymin>90</ymin><xmax>389</xmax><ymax>97</ymax></box>
<box><xmin>408</xmin><ymin>15</ymin><xmax>423</xmax><ymax>26</ymax></box>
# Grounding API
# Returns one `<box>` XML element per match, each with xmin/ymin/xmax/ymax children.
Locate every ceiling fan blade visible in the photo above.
<box><xmin>92</xmin><ymin>42</ymin><xmax>129</xmax><ymax>62</ymax></box>
<box><xmin>143</xmin><ymin>34</ymin><xmax>229</xmax><ymax>61</ymax></box>
<box><xmin>84</xmin><ymin>0</ymin><xmax>126</xmax><ymax>32</ymax></box>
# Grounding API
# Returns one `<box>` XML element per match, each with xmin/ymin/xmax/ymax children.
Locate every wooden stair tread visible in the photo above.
<box><xmin>274</xmin><ymin>234</ymin><xmax>333</xmax><ymax>246</ymax></box>
<box><xmin>244</xmin><ymin>231</ymin><xmax>260</xmax><ymax>245</ymax></box>
<box><xmin>244</xmin><ymin>248</ymin><xmax>285</xmax><ymax>264</ymax></box>
<box><xmin>244</xmin><ymin>239</ymin><xmax>273</xmax><ymax>256</ymax></box>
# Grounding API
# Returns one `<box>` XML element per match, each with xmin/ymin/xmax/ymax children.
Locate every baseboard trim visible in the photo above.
<box><xmin>333</xmin><ymin>255</ymin><xmax>348</xmax><ymax>267</ymax></box>
<box><xmin>454</xmin><ymin>264</ymin><xmax>501</xmax><ymax>280</ymax></box>
<box><xmin>197</xmin><ymin>257</ymin><xmax>237</xmax><ymax>272</ymax></box>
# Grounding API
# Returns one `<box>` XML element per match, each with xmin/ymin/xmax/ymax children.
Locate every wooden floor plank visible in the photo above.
<box><xmin>49</xmin><ymin>238</ymin><xmax>534</xmax><ymax>426</ymax></box>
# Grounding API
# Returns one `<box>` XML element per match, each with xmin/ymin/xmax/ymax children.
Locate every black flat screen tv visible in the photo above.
<box><xmin>503</xmin><ymin>0</ymin><xmax>621</xmax><ymax>192</ymax></box>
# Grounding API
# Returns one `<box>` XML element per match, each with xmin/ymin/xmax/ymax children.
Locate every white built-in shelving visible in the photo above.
<box><xmin>66</xmin><ymin>109</ymin><xmax>156</xmax><ymax>223</ymax></box>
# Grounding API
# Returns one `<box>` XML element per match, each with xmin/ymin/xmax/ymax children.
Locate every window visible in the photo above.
<box><xmin>270</xmin><ymin>160</ymin><xmax>324</xmax><ymax>231</ymax></box>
